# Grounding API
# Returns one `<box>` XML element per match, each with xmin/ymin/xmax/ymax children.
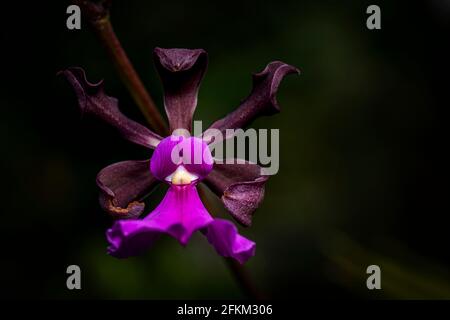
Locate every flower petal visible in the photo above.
<box><xmin>150</xmin><ymin>136</ymin><xmax>183</xmax><ymax>181</ymax></box>
<box><xmin>97</xmin><ymin>160</ymin><xmax>159</xmax><ymax>219</ymax></box>
<box><xmin>202</xmin><ymin>219</ymin><xmax>256</xmax><ymax>264</ymax></box>
<box><xmin>60</xmin><ymin>67</ymin><xmax>163</xmax><ymax>149</ymax></box>
<box><xmin>107</xmin><ymin>185</ymin><xmax>213</xmax><ymax>258</ymax></box>
<box><xmin>203</xmin><ymin>161</ymin><xmax>268</xmax><ymax>226</ymax></box>
<box><xmin>205</xmin><ymin>61</ymin><xmax>299</xmax><ymax>142</ymax></box>
<box><xmin>150</xmin><ymin>136</ymin><xmax>214</xmax><ymax>181</ymax></box>
<box><xmin>178</xmin><ymin>136</ymin><xmax>214</xmax><ymax>179</ymax></box>
<box><xmin>153</xmin><ymin>48</ymin><xmax>208</xmax><ymax>132</ymax></box>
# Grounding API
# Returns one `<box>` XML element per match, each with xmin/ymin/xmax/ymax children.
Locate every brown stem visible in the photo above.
<box><xmin>75</xmin><ymin>0</ymin><xmax>168</xmax><ymax>135</ymax></box>
<box><xmin>225</xmin><ymin>258</ymin><xmax>266</xmax><ymax>300</ymax></box>
<box><xmin>197</xmin><ymin>185</ymin><xmax>265</xmax><ymax>299</ymax></box>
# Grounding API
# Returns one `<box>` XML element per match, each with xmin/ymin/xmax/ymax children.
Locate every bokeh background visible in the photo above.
<box><xmin>0</xmin><ymin>0</ymin><xmax>449</xmax><ymax>299</ymax></box>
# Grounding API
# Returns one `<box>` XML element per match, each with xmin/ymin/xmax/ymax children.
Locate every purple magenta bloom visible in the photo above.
<box><xmin>61</xmin><ymin>48</ymin><xmax>299</xmax><ymax>264</ymax></box>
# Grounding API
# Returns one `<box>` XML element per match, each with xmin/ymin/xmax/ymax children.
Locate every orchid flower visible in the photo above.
<box><xmin>61</xmin><ymin>48</ymin><xmax>298</xmax><ymax>264</ymax></box>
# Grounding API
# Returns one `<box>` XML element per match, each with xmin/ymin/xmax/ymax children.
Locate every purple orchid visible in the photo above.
<box><xmin>61</xmin><ymin>48</ymin><xmax>298</xmax><ymax>264</ymax></box>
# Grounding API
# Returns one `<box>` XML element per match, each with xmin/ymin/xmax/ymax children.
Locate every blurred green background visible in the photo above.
<box><xmin>0</xmin><ymin>0</ymin><xmax>449</xmax><ymax>299</ymax></box>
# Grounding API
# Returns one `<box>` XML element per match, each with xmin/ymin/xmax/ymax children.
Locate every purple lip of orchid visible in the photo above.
<box><xmin>60</xmin><ymin>47</ymin><xmax>299</xmax><ymax>264</ymax></box>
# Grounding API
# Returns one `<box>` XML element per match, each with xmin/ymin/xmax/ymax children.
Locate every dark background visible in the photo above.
<box><xmin>0</xmin><ymin>0</ymin><xmax>449</xmax><ymax>299</ymax></box>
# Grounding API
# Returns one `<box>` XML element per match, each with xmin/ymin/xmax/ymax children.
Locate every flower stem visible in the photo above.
<box><xmin>198</xmin><ymin>185</ymin><xmax>265</xmax><ymax>299</ymax></box>
<box><xmin>75</xmin><ymin>0</ymin><xmax>168</xmax><ymax>135</ymax></box>
<box><xmin>76</xmin><ymin>0</ymin><xmax>263</xmax><ymax>299</ymax></box>
<box><xmin>225</xmin><ymin>258</ymin><xmax>266</xmax><ymax>300</ymax></box>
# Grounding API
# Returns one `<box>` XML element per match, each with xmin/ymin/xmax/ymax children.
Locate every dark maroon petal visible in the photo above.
<box><xmin>97</xmin><ymin>160</ymin><xmax>160</xmax><ymax>219</ymax></box>
<box><xmin>153</xmin><ymin>48</ymin><xmax>208</xmax><ymax>132</ymax></box>
<box><xmin>205</xmin><ymin>61</ymin><xmax>299</xmax><ymax>142</ymax></box>
<box><xmin>203</xmin><ymin>161</ymin><xmax>268</xmax><ymax>226</ymax></box>
<box><xmin>60</xmin><ymin>67</ymin><xmax>162</xmax><ymax>149</ymax></box>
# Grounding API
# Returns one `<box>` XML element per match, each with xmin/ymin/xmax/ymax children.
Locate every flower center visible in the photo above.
<box><xmin>150</xmin><ymin>135</ymin><xmax>214</xmax><ymax>184</ymax></box>
<box><xmin>165</xmin><ymin>165</ymin><xmax>199</xmax><ymax>185</ymax></box>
